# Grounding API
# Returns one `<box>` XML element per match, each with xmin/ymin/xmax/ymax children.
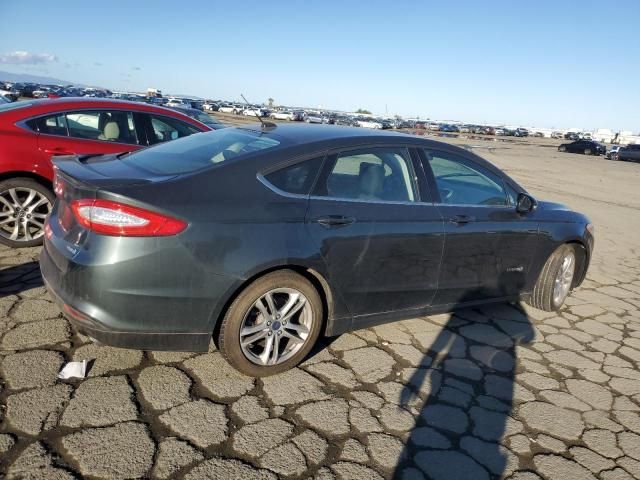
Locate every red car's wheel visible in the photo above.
<box><xmin>0</xmin><ymin>178</ymin><xmax>54</xmax><ymax>248</ymax></box>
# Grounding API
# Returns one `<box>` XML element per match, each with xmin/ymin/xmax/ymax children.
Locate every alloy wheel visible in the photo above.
<box><xmin>0</xmin><ymin>187</ymin><xmax>52</xmax><ymax>243</ymax></box>
<box><xmin>239</xmin><ymin>288</ymin><xmax>313</xmax><ymax>366</ymax></box>
<box><xmin>553</xmin><ymin>251</ymin><xmax>575</xmax><ymax>306</ymax></box>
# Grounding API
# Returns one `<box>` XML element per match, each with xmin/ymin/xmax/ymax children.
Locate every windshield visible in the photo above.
<box><xmin>122</xmin><ymin>128</ymin><xmax>282</xmax><ymax>175</ymax></box>
<box><xmin>191</xmin><ymin>111</ymin><xmax>221</xmax><ymax>125</ymax></box>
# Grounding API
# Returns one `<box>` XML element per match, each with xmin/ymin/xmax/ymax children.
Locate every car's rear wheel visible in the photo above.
<box><xmin>584</xmin><ymin>148</ymin><xmax>592</xmax><ymax>155</ymax></box>
<box><xmin>0</xmin><ymin>178</ymin><xmax>53</xmax><ymax>248</ymax></box>
<box><xmin>218</xmin><ymin>270</ymin><xmax>323</xmax><ymax>376</ymax></box>
<box><xmin>558</xmin><ymin>145</ymin><xmax>566</xmax><ymax>152</ymax></box>
<box><xmin>528</xmin><ymin>244</ymin><xmax>577</xmax><ymax>311</ymax></box>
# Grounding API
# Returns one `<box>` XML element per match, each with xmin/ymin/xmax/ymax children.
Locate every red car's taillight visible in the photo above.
<box><xmin>53</xmin><ymin>172</ymin><xmax>66</xmax><ymax>198</ymax></box>
<box><xmin>70</xmin><ymin>199</ymin><xmax>187</xmax><ymax>237</ymax></box>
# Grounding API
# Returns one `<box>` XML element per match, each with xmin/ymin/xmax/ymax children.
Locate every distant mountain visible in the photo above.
<box><xmin>0</xmin><ymin>70</ymin><xmax>90</xmax><ymax>87</ymax></box>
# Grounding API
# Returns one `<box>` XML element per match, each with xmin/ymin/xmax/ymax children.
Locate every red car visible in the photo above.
<box><xmin>0</xmin><ymin>98</ymin><xmax>211</xmax><ymax>247</ymax></box>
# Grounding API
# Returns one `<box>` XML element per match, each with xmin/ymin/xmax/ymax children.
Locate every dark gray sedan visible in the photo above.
<box><xmin>41</xmin><ymin>124</ymin><xmax>594</xmax><ymax>376</ymax></box>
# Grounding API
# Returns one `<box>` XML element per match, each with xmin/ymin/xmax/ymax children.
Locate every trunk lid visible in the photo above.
<box><xmin>53</xmin><ymin>153</ymin><xmax>178</xmax><ymax>188</ymax></box>
<box><xmin>50</xmin><ymin>154</ymin><xmax>180</xmax><ymax>245</ymax></box>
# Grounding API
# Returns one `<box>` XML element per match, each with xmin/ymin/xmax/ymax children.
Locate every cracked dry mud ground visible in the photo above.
<box><xmin>1</xmin><ymin>141</ymin><xmax>640</xmax><ymax>480</ymax></box>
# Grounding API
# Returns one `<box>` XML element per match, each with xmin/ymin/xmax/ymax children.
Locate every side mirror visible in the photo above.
<box><xmin>516</xmin><ymin>193</ymin><xmax>537</xmax><ymax>214</ymax></box>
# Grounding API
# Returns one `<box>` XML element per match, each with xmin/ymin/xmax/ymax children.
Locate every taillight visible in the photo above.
<box><xmin>53</xmin><ymin>172</ymin><xmax>66</xmax><ymax>198</ymax></box>
<box><xmin>70</xmin><ymin>199</ymin><xmax>187</xmax><ymax>237</ymax></box>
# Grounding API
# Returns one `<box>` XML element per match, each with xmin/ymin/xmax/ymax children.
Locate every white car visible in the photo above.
<box><xmin>243</xmin><ymin>108</ymin><xmax>264</xmax><ymax>117</ymax></box>
<box><xmin>357</xmin><ymin>119</ymin><xmax>382</xmax><ymax>129</ymax></box>
<box><xmin>203</xmin><ymin>103</ymin><xmax>218</xmax><ymax>111</ymax></box>
<box><xmin>218</xmin><ymin>105</ymin><xmax>236</xmax><ymax>113</ymax></box>
<box><xmin>219</xmin><ymin>104</ymin><xmax>245</xmax><ymax>114</ymax></box>
<box><xmin>166</xmin><ymin>99</ymin><xmax>191</xmax><ymax>108</ymax></box>
<box><xmin>270</xmin><ymin>110</ymin><xmax>295</xmax><ymax>121</ymax></box>
<box><xmin>0</xmin><ymin>89</ymin><xmax>16</xmax><ymax>102</ymax></box>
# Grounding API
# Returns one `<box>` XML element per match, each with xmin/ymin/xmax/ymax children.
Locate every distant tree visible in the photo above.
<box><xmin>356</xmin><ymin>108</ymin><xmax>372</xmax><ymax>114</ymax></box>
<box><xmin>268</xmin><ymin>98</ymin><xmax>274</xmax><ymax>108</ymax></box>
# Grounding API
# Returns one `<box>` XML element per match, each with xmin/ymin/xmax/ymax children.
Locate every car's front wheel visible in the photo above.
<box><xmin>558</xmin><ymin>145</ymin><xmax>566</xmax><ymax>152</ymax></box>
<box><xmin>0</xmin><ymin>178</ymin><xmax>54</xmax><ymax>248</ymax></box>
<box><xmin>528</xmin><ymin>244</ymin><xmax>577</xmax><ymax>311</ymax></box>
<box><xmin>584</xmin><ymin>148</ymin><xmax>592</xmax><ymax>155</ymax></box>
<box><xmin>218</xmin><ymin>270</ymin><xmax>323</xmax><ymax>376</ymax></box>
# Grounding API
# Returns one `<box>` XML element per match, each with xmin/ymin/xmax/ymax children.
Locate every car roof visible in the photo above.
<box><xmin>227</xmin><ymin>123</ymin><xmax>525</xmax><ymax>190</ymax></box>
<box><xmin>239</xmin><ymin>123</ymin><xmax>415</xmax><ymax>145</ymax></box>
<box><xmin>236</xmin><ymin>123</ymin><xmax>498</xmax><ymax>160</ymax></box>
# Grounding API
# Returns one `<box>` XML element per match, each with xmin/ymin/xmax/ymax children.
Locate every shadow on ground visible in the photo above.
<box><xmin>0</xmin><ymin>261</ymin><xmax>43</xmax><ymax>297</ymax></box>
<box><xmin>393</xmin><ymin>291</ymin><xmax>534</xmax><ymax>479</ymax></box>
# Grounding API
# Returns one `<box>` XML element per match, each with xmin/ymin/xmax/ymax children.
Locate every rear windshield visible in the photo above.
<box><xmin>0</xmin><ymin>100</ymin><xmax>33</xmax><ymax>113</ymax></box>
<box><xmin>122</xmin><ymin>128</ymin><xmax>281</xmax><ymax>175</ymax></box>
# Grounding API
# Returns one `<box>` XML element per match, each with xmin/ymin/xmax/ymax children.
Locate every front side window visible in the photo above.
<box><xmin>425</xmin><ymin>150</ymin><xmax>507</xmax><ymax>206</ymax></box>
<box><xmin>505</xmin><ymin>182</ymin><xmax>520</xmax><ymax>206</ymax></box>
<box><xmin>264</xmin><ymin>157</ymin><xmax>324</xmax><ymax>195</ymax></box>
<box><xmin>315</xmin><ymin>147</ymin><xmax>416</xmax><ymax>202</ymax></box>
<box><xmin>66</xmin><ymin>110</ymin><xmax>138</xmax><ymax>144</ymax></box>
<box><xmin>148</xmin><ymin>114</ymin><xmax>200</xmax><ymax>145</ymax></box>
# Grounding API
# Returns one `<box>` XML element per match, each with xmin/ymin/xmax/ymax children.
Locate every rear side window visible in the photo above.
<box><xmin>264</xmin><ymin>157</ymin><xmax>324</xmax><ymax>195</ymax></box>
<box><xmin>66</xmin><ymin>110</ymin><xmax>138</xmax><ymax>144</ymax></box>
<box><xmin>26</xmin><ymin>110</ymin><xmax>139</xmax><ymax>145</ymax></box>
<box><xmin>314</xmin><ymin>147</ymin><xmax>416</xmax><ymax>202</ymax></box>
<box><xmin>122</xmin><ymin>128</ymin><xmax>282</xmax><ymax>175</ymax></box>
<box><xmin>28</xmin><ymin>113</ymin><xmax>68</xmax><ymax>136</ymax></box>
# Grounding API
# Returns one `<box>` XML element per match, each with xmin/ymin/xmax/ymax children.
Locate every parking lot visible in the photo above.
<box><xmin>1</xmin><ymin>136</ymin><xmax>639</xmax><ymax>479</ymax></box>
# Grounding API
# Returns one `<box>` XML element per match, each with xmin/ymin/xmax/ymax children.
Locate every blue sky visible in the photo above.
<box><xmin>1</xmin><ymin>0</ymin><xmax>639</xmax><ymax>130</ymax></box>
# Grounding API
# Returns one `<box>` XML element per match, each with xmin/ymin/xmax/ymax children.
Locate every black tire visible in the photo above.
<box><xmin>584</xmin><ymin>148</ymin><xmax>592</xmax><ymax>155</ymax></box>
<box><xmin>558</xmin><ymin>145</ymin><xmax>566</xmax><ymax>152</ymax></box>
<box><xmin>0</xmin><ymin>178</ymin><xmax>54</xmax><ymax>248</ymax></box>
<box><xmin>527</xmin><ymin>244</ymin><xmax>577</xmax><ymax>312</ymax></box>
<box><xmin>218</xmin><ymin>270</ymin><xmax>323</xmax><ymax>377</ymax></box>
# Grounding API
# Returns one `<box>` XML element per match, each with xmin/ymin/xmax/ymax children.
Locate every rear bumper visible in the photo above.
<box><xmin>39</xmin><ymin>231</ymin><xmax>234</xmax><ymax>352</ymax></box>
<box><xmin>43</xmin><ymin>271</ymin><xmax>210</xmax><ymax>351</ymax></box>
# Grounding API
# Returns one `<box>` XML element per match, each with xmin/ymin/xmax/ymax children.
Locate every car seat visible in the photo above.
<box><xmin>99</xmin><ymin>122</ymin><xmax>120</xmax><ymax>141</ymax></box>
<box><xmin>358</xmin><ymin>163</ymin><xmax>385</xmax><ymax>200</ymax></box>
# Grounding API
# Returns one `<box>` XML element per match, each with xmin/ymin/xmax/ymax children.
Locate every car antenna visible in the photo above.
<box><xmin>241</xmin><ymin>94</ymin><xmax>276</xmax><ymax>129</ymax></box>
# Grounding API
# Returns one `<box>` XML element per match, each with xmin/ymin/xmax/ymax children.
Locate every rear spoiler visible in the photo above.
<box><xmin>53</xmin><ymin>154</ymin><xmax>176</xmax><ymax>188</ymax></box>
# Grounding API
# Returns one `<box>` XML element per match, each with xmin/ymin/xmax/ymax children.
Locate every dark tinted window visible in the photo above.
<box><xmin>264</xmin><ymin>157</ymin><xmax>324</xmax><ymax>195</ymax></box>
<box><xmin>315</xmin><ymin>147</ymin><xmax>416</xmax><ymax>202</ymax></box>
<box><xmin>424</xmin><ymin>150</ymin><xmax>507</xmax><ymax>206</ymax></box>
<box><xmin>123</xmin><ymin>128</ymin><xmax>281</xmax><ymax>175</ymax></box>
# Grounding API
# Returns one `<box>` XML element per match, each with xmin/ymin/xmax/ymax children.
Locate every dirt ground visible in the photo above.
<box><xmin>1</xmin><ymin>129</ymin><xmax>639</xmax><ymax>480</ymax></box>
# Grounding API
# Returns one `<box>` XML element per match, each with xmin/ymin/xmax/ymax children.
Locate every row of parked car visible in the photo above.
<box><xmin>4</xmin><ymin>79</ymin><xmax>639</xmax><ymax>152</ymax></box>
<box><xmin>556</xmin><ymin>139</ymin><xmax>640</xmax><ymax>162</ymax></box>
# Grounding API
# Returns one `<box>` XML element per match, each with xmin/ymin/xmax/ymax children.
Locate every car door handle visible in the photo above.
<box><xmin>43</xmin><ymin>147</ymin><xmax>76</xmax><ymax>156</ymax></box>
<box><xmin>315</xmin><ymin>215</ymin><xmax>356</xmax><ymax>228</ymax></box>
<box><xmin>449</xmin><ymin>214</ymin><xmax>474</xmax><ymax>224</ymax></box>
